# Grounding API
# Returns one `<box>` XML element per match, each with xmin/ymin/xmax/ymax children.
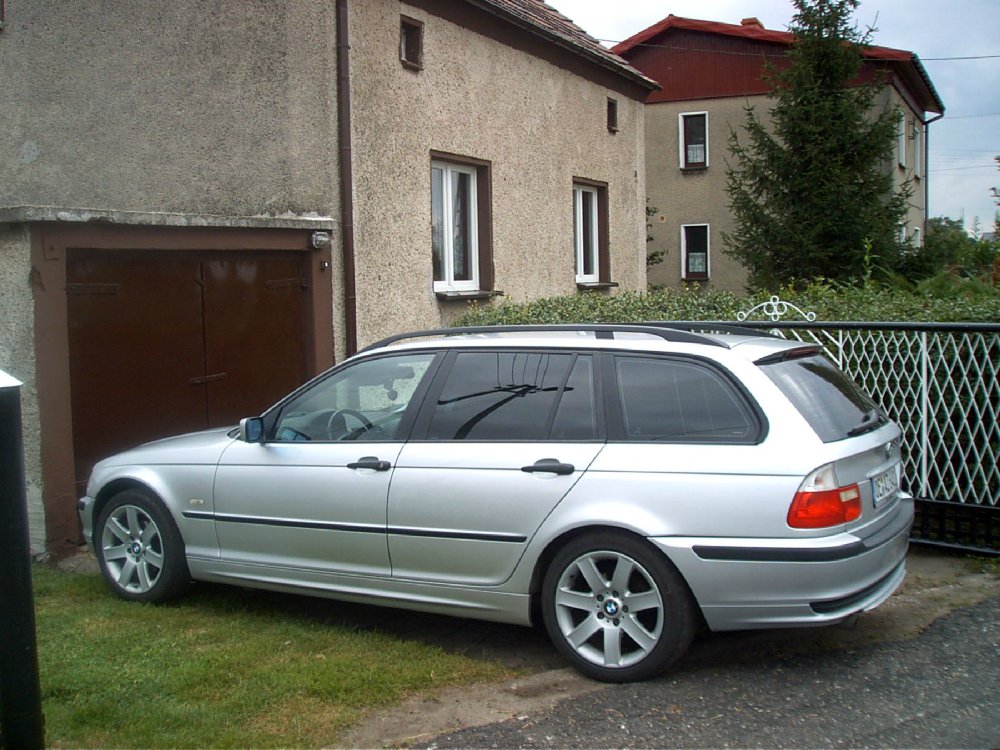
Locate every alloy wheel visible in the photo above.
<box><xmin>552</xmin><ymin>550</ymin><xmax>664</xmax><ymax>669</ymax></box>
<box><xmin>100</xmin><ymin>504</ymin><xmax>165</xmax><ymax>594</ymax></box>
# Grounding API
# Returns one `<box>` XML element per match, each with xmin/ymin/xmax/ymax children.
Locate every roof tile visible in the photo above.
<box><xmin>478</xmin><ymin>0</ymin><xmax>656</xmax><ymax>89</ymax></box>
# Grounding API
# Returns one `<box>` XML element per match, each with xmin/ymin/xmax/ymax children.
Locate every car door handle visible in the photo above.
<box><xmin>521</xmin><ymin>459</ymin><xmax>575</xmax><ymax>475</ymax></box>
<box><xmin>347</xmin><ymin>456</ymin><xmax>392</xmax><ymax>472</ymax></box>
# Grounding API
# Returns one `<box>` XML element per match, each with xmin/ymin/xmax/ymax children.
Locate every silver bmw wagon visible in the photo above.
<box><xmin>78</xmin><ymin>324</ymin><xmax>912</xmax><ymax>682</ymax></box>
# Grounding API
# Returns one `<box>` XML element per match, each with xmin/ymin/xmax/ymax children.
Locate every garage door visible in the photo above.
<box><xmin>67</xmin><ymin>249</ymin><xmax>310</xmax><ymax>492</ymax></box>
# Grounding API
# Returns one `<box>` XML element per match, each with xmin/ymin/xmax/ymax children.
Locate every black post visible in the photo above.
<box><xmin>0</xmin><ymin>371</ymin><xmax>45</xmax><ymax>750</ymax></box>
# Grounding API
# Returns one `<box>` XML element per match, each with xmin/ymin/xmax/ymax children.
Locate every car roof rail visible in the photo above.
<box><xmin>359</xmin><ymin>324</ymin><xmax>728</xmax><ymax>354</ymax></box>
<box><xmin>642</xmin><ymin>321</ymin><xmax>780</xmax><ymax>339</ymax></box>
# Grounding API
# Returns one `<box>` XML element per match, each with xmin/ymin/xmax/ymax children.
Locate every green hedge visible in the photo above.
<box><xmin>453</xmin><ymin>282</ymin><xmax>1000</xmax><ymax>327</ymax></box>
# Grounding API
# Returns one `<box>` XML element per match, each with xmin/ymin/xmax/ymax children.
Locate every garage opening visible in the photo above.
<box><xmin>66</xmin><ymin>248</ymin><xmax>313</xmax><ymax>497</ymax></box>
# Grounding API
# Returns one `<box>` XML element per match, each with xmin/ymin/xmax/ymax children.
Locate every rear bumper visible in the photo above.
<box><xmin>651</xmin><ymin>498</ymin><xmax>914</xmax><ymax>631</ymax></box>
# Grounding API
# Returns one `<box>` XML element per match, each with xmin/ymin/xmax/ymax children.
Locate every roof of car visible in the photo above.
<box><xmin>359</xmin><ymin>324</ymin><xmax>817</xmax><ymax>362</ymax></box>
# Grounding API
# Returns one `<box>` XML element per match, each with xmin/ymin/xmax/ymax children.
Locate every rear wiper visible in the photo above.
<box><xmin>846</xmin><ymin>408</ymin><xmax>885</xmax><ymax>437</ymax></box>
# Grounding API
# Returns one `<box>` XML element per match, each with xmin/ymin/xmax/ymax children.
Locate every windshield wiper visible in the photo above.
<box><xmin>846</xmin><ymin>408</ymin><xmax>885</xmax><ymax>437</ymax></box>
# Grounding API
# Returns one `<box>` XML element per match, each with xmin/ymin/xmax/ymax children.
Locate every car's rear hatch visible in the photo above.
<box><xmin>752</xmin><ymin>343</ymin><xmax>905</xmax><ymax>529</ymax></box>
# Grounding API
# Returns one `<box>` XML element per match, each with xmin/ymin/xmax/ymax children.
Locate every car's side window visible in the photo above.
<box><xmin>424</xmin><ymin>351</ymin><xmax>596</xmax><ymax>441</ymax></box>
<box><xmin>615</xmin><ymin>355</ymin><xmax>756</xmax><ymax>442</ymax></box>
<box><xmin>550</xmin><ymin>355</ymin><xmax>597</xmax><ymax>440</ymax></box>
<box><xmin>273</xmin><ymin>353</ymin><xmax>436</xmax><ymax>442</ymax></box>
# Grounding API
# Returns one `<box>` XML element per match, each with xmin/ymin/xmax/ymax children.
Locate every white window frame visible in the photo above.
<box><xmin>573</xmin><ymin>184</ymin><xmax>600</xmax><ymax>283</ymax></box>
<box><xmin>898</xmin><ymin>223</ymin><xmax>907</xmax><ymax>244</ymax></box>
<box><xmin>680</xmin><ymin>223</ymin><xmax>710</xmax><ymax>280</ymax></box>
<box><xmin>678</xmin><ymin>111</ymin><xmax>709</xmax><ymax>169</ymax></box>
<box><xmin>897</xmin><ymin>115</ymin><xmax>907</xmax><ymax>168</ymax></box>
<box><xmin>432</xmin><ymin>160</ymin><xmax>479</xmax><ymax>293</ymax></box>
<box><xmin>913</xmin><ymin>121</ymin><xmax>922</xmax><ymax>178</ymax></box>
<box><xmin>912</xmin><ymin>226</ymin><xmax>922</xmax><ymax>247</ymax></box>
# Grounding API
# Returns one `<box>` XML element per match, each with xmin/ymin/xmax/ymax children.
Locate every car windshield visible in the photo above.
<box><xmin>760</xmin><ymin>353</ymin><xmax>887</xmax><ymax>443</ymax></box>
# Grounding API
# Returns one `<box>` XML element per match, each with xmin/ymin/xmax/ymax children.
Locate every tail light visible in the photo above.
<box><xmin>788</xmin><ymin>463</ymin><xmax>861</xmax><ymax>529</ymax></box>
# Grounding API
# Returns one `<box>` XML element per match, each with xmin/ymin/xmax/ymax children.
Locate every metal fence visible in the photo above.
<box><xmin>668</xmin><ymin>305</ymin><xmax>1000</xmax><ymax>554</ymax></box>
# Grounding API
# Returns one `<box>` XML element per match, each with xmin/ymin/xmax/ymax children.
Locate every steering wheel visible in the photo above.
<box><xmin>326</xmin><ymin>408</ymin><xmax>374</xmax><ymax>440</ymax></box>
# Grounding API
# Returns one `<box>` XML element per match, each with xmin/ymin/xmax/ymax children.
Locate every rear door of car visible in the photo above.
<box><xmin>585</xmin><ymin>352</ymin><xmax>796</xmax><ymax>540</ymax></box>
<box><xmin>387</xmin><ymin>348</ymin><xmax>604</xmax><ymax>585</ymax></box>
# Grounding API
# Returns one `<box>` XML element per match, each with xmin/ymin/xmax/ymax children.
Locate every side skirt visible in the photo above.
<box><xmin>186</xmin><ymin>556</ymin><xmax>532</xmax><ymax>626</ymax></box>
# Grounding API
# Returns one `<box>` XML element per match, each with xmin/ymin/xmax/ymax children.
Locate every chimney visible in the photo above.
<box><xmin>741</xmin><ymin>17</ymin><xmax>764</xmax><ymax>28</ymax></box>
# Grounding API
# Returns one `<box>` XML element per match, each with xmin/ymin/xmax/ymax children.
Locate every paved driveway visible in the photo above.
<box><xmin>425</xmin><ymin>594</ymin><xmax>1000</xmax><ymax>748</ymax></box>
<box><xmin>337</xmin><ymin>549</ymin><xmax>998</xmax><ymax>748</ymax></box>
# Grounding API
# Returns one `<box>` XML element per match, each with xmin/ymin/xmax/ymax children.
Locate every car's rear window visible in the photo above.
<box><xmin>760</xmin><ymin>353</ymin><xmax>887</xmax><ymax>443</ymax></box>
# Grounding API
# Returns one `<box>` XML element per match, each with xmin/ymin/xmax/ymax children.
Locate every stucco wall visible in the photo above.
<box><xmin>1</xmin><ymin>0</ymin><xmax>339</xmax><ymax>218</ymax></box>
<box><xmin>879</xmin><ymin>86</ymin><xmax>927</xmax><ymax>241</ymax></box>
<box><xmin>2</xmin><ymin>1</ymin><xmax>346</xmax><ymax>552</ymax></box>
<box><xmin>347</xmin><ymin>1</ymin><xmax>648</xmax><ymax>347</ymax></box>
<box><xmin>646</xmin><ymin>86</ymin><xmax>924</xmax><ymax>292</ymax></box>
<box><xmin>645</xmin><ymin>96</ymin><xmax>771</xmax><ymax>292</ymax></box>
<box><xmin>0</xmin><ymin>226</ymin><xmax>45</xmax><ymax>553</ymax></box>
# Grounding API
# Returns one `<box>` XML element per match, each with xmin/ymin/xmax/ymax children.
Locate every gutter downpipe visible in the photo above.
<box><xmin>923</xmin><ymin>111</ymin><xmax>945</xmax><ymax>229</ymax></box>
<box><xmin>336</xmin><ymin>0</ymin><xmax>358</xmax><ymax>357</ymax></box>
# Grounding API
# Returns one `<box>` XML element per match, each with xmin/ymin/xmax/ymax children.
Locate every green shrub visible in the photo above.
<box><xmin>454</xmin><ymin>282</ymin><xmax>1000</xmax><ymax>327</ymax></box>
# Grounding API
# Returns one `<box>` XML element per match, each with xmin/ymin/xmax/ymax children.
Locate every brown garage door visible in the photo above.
<box><xmin>67</xmin><ymin>248</ymin><xmax>310</xmax><ymax>491</ymax></box>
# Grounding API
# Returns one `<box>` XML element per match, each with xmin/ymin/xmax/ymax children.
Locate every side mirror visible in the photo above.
<box><xmin>239</xmin><ymin>417</ymin><xmax>265</xmax><ymax>443</ymax></box>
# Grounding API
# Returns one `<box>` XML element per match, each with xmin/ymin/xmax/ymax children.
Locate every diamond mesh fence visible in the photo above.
<box><xmin>768</xmin><ymin>324</ymin><xmax>999</xmax><ymax>509</ymax></box>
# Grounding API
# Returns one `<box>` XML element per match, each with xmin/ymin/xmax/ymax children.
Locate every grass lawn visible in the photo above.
<box><xmin>32</xmin><ymin>565</ymin><xmax>519</xmax><ymax>748</ymax></box>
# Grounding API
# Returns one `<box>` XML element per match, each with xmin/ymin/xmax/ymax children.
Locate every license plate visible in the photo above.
<box><xmin>871</xmin><ymin>466</ymin><xmax>900</xmax><ymax>507</ymax></box>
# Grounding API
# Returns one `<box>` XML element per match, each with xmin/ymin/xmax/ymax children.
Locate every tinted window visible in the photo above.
<box><xmin>616</xmin><ymin>356</ymin><xmax>755</xmax><ymax>442</ymax></box>
<box><xmin>426</xmin><ymin>352</ymin><xmax>594</xmax><ymax>441</ymax></box>
<box><xmin>551</xmin><ymin>356</ymin><xmax>596</xmax><ymax>440</ymax></box>
<box><xmin>273</xmin><ymin>353</ymin><xmax>435</xmax><ymax>442</ymax></box>
<box><xmin>761</xmin><ymin>354</ymin><xmax>886</xmax><ymax>443</ymax></box>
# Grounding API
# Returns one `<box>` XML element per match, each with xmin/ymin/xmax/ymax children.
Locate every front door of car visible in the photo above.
<box><xmin>388</xmin><ymin>350</ymin><xmax>604</xmax><ymax>585</ymax></box>
<box><xmin>213</xmin><ymin>352</ymin><xmax>438</xmax><ymax>577</ymax></box>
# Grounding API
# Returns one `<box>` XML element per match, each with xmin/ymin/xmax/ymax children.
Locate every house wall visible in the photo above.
<box><xmin>645</xmin><ymin>95</ymin><xmax>772</xmax><ymax>292</ymax></box>
<box><xmin>880</xmin><ymin>86</ymin><xmax>928</xmax><ymax>243</ymax></box>
<box><xmin>347</xmin><ymin>0</ymin><xmax>648</xmax><ymax>347</ymax></box>
<box><xmin>628</xmin><ymin>25</ymin><xmax>935</xmax><ymax>292</ymax></box>
<box><xmin>0</xmin><ymin>225</ymin><xmax>45</xmax><ymax>553</ymax></box>
<box><xmin>646</xmin><ymin>85</ymin><xmax>925</xmax><ymax>292</ymax></box>
<box><xmin>0</xmin><ymin>0</ymin><xmax>340</xmax><ymax>217</ymax></box>
<box><xmin>1</xmin><ymin>0</ymin><xmax>342</xmax><ymax>555</ymax></box>
<box><xmin>2</xmin><ymin>0</ymin><xmax>651</xmax><ymax>554</ymax></box>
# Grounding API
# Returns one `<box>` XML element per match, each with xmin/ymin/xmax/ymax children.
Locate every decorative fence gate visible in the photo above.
<box><xmin>669</xmin><ymin>303</ymin><xmax>1000</xmax><ymax>555</ymax></box>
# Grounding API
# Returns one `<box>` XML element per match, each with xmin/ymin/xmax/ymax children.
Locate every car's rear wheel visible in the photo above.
<box><xmin>95</xmin><ymin>489</ymin><xmax>190</xmax><ymax>602</ymax></box>
<box><xmin>541</xmin><ymin>532</ymin><xmax>696</xmax><ymax>682</ymax></box>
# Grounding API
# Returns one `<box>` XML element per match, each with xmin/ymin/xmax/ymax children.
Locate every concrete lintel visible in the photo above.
<box><xmin>0</xmin><ymin>205</ymin><xmax>337</xmax><ymax>231</ymax></box>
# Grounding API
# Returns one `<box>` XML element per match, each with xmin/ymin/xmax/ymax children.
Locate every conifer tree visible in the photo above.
<box><xmin>724</xmin><ymin>0</ymin><xmax>910</xmax><ymax>289</ymax></box>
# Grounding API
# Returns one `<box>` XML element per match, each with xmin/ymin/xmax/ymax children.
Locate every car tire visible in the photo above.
<box><xmin>95</xmin><ymin>488</ymin><xmax>190</xmax><ymax>603</ymax></box>
<box><xmin>541</xmin><ymin>531</ymin><xmax>696</xmax><ymax>683</ymax></box>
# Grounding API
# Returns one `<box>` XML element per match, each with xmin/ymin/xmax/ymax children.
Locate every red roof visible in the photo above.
<box><xmin>614</xmin><ymin>15</ymin><xmax>794</xmax><ymax>52</ymax></box>
<box><xmin>613</xmin><ymin>15</ymin><xmax>943</xmax><ymax>113</ymax></box>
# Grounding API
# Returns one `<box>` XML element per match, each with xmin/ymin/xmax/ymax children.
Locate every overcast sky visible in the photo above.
<box><xmin>546</xmin><ymin>0</ymin><xmax>999</xmax><ymax>232</ymax></box>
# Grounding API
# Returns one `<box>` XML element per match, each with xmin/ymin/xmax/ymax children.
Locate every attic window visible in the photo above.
<box><xmin>400</xmin><ymin>16</ymin><xmax>423</xmax><ymax>70</ymax></box>
<box><xmin>607</xmin><ymin>98</ymin><xmax>619</xmax><ymax>133</ymax></box>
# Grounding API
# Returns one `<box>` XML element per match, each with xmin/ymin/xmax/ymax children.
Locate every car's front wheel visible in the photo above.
<box><xmin>95</xmin><ymin>489</ymin><xmax>190</xmax><ymax>602</ymax></box>
<box><xmin>541</xmin><ymin>532</ymin><xmax>696</xmax><ymax>682</ymax></box>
